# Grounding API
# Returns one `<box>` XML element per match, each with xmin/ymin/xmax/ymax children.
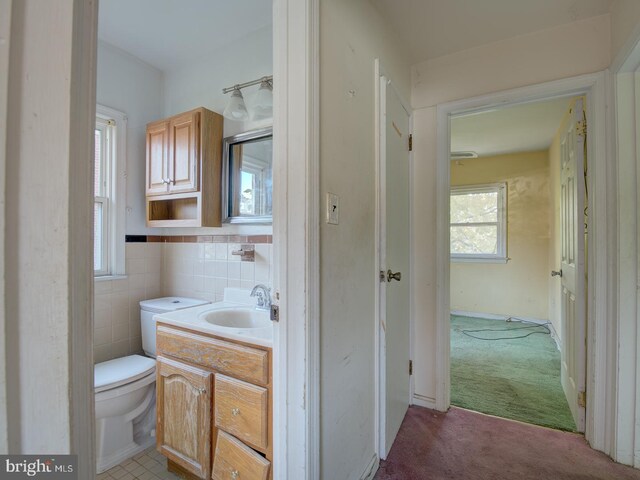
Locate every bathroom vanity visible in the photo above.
<box><xmin>154</xmin><ymin>301</ymin><xmax>273</xmax><ymax>480</ymax></box>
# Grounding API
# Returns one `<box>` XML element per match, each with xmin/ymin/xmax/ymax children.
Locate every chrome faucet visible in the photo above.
<box><xmin>250</xmin><ymin>284</ymin><xmax>272</xmax><ymax>311</ymax></box>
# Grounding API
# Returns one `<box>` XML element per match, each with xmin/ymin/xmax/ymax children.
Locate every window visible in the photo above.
<box><xmin>94</xmin><ymin>105</ymin><xmax>127</xmax><ymax>277</ymax></box>
<box><xmin>450</xmin><ymin>183</ymin><xmax>507</xmax><ymax>263</ymax></box>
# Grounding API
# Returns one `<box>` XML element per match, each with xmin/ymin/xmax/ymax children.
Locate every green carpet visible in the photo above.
<box><xmin>450</xmin><ymin>314</ymin><xmax>576</xmax><ymax>432</ymax></box>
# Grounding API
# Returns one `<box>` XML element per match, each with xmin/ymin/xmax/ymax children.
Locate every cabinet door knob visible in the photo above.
<box><xmin>231</xmin><ymin>408</ymin><xmax>240</xmax><ymax>416</ymax></box>
<box><xmin>231</xmin><ymin>470</ymin><xmax>239</xmax><ymax>479</ymax></box>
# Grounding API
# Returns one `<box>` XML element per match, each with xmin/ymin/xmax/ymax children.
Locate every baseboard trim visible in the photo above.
<box><xmin>413</xmin><ymin>393</ymin><xmax>437</xmax><ymax>410</ymax></box>
<box><xmin>451</xmin><ymin>310</ymin><xmax>561</xmax><ymax>351</ymax></box>
<box><xmin>360</xmin><ymin>454</ymin><xmax>380</xmax><ymax>480</ymax></box>
<box><xmin>451</xmin><ymin>309</ymin><xmax>547</xmax><ymax>324</ymax></box>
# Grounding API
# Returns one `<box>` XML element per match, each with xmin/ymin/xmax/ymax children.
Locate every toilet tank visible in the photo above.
<box><xmin>139</xmin><ymin>297</ymin><xmax>210</xmax><ymax>357</ymax></box>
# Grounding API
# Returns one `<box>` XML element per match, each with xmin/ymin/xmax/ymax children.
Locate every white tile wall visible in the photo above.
<box><xmin>93</xmin><ymin>243</ymin><xmax>162</xmax><ymax>364</ymax></box>
<box><xmin>161</xmin><ymin>242</ymin><xmax>272</xmax><ymax>303</ymax></box>
<box><xmin>93</xmin><ymin>240</ymin><xmax>273</xmax><ymax>364</ymax></box>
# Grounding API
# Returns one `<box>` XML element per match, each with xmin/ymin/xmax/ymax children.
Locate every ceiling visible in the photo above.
<box><xmin>98</xmin><ymin>0</ymin><xmax>272</xmax><ymax>72</ymax></box>
<box><xmin>370</xmin><ymin>0</ymin><xmax>613</xmax><ymax>64</ymax></box>
<box><xmin>450</xmin><ymin>97</ymin><xmax>573</xmax><ymax>157</ymax></box>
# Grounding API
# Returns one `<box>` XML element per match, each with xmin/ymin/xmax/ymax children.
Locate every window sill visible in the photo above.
<box><xmin>94</xmin><ymin>274</ymin><xmax>128</xmax><ymax>282</ymax></box>
<box><xmin>451</xmin><ymin>256</ymin><xmax>509</xmax><ymax>264</ymax></box>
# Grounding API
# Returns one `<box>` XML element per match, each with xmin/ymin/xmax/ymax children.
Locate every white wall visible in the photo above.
<box><xmin>411</xmin><ymin>15</ymin><xmax>611</xmax><ymax>405</ymax></box>
<box><xmin>163</xmin><ymin>25</ymin><xmax>272</xmax><ymax>136</ymax></box>
<box><xmin>319</xmin><ymin>0</ymin><xmax>410</xmax><ymax>478</ymax></box>
<box><xmin>94</xmin><ymin>243</ymin><xmax>162</xmax><ymax>363</ymax></box>
<box><xmin>412</xmin><ymin>15</ymin><xmax>610</xmax><ymax>109</ymax></box>
<box><xmin>98</xmin><ymin>26</ymin><xmax>274</xmax><ymax>239</ymax></box>
<box><xmin>97</xmin><ymin>41</ymin><xmax>165</xmax><ymax>236</ymax></box>
<box><xmin>160</xmin><ymin>25</ymin><xmax>273</xmax><ymax>236</ymax></box>
<box><xmin>611</xmin><ymin>0</ymin><xmax>640</xmax><ymax>66</ymax></box>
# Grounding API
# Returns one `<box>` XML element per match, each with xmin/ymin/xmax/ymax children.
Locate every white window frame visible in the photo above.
<box><xmin>450</xmin><ymin>182</ymin><xmax>507</xmax><ymax>263</ymax></box>
<box><xmin>94</xmin><ymin>104</ymin><xmax>127</xmax><ymax>278</ymax></box>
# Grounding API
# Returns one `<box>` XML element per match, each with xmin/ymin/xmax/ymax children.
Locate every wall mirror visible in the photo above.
<box><xmin>222</xmin><ymin>127</ymin><xmax>273</xmax><ymax>224</ymax></box>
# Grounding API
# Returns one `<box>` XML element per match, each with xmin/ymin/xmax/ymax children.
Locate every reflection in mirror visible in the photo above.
<box><xmin>223</xmin><ymin>127</ymin><xmax>273</xmax><ymax>223</ymax></box>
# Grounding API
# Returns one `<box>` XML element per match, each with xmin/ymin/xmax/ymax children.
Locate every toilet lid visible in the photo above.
<box><xmin>94</xmin><ymin>355</ymin><xmax>156</xmax><ymax>393</ymax></box>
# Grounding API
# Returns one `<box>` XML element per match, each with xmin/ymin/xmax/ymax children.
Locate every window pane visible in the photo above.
<box><xmin>94</xmin><ymin>202</ymin><xmax>103</xmax><ymax>271</ymax></box>
<box><xmin>451</xmin><ymin>191</ymin><xmax>498</xmax><ymax>223</ymax></box>
<box><xmin>94</xmin><ymin>129</ymin><xmax>102</xmax><ymax>196</ymax></box>
<box><xmin>451</xmin><ymin>225</ymin><xmax>498</xmax><ymax>255</ymax></box>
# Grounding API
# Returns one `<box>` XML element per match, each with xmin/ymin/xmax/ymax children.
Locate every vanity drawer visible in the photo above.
<box><xmin>156</xmin><ymin>324</ymin><xmax>269</xmax><ymax>385</ymax></box>
<box><xmin>215</xmin><ymin>374</ymin><xmax>268</xmax><ymax>451</ymax></box>
<box><xmin>212</xmin><ymin>431</ymin><xmax>270</xmax><ymax>480</ymax></box>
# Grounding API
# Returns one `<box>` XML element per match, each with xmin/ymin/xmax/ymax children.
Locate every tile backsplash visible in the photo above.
<box><xmin>93</xmin><ymin>237</ymin><xmax>272</xmax><ymax>364</ymax></box>
<box><xmin>161</xmin><ymin>241</ymin><xmax>272</xmax><ymax>303</ymax></box>
<box><xmin>94</xmin><ymin>243</ymin><xmax>162</xmax><ymax>364</ymax></box>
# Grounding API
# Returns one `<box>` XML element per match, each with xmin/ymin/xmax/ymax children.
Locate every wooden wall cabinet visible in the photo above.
<box><xmin>145</xmin><ymin>107</ymin><xmax>223</xmax><ymax>227</ymax></box>
<box><xmin>156</xmin><ymin>324</ymin><xmax>272</xmax><ymax>480</ymax></box>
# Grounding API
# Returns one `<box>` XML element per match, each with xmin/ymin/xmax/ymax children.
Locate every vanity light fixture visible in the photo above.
<box><xmin>222</xmin><ymin>87</ymin><xmax>249</xmax><ymax>121</ymax></box>
<box><xmin>222</xmin><ymin>75</ymin><xmax>273</xmax><ymax>121</ymax></box>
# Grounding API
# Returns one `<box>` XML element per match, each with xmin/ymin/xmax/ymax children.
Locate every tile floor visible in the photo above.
<box><xmin>97</xmin><ymin>447</ymin><xmax>180</xmax><ymax>480</ymax></box>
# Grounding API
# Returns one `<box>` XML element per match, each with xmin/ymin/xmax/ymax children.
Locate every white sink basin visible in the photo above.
<box><xmin>199</xmin><ymin>307</ymin><xmax>271</xmax><ymax>329</ymax></box>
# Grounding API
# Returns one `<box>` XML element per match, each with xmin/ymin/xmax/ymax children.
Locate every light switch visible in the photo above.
<box><xmin>326</xmin><ymin>193</ymin><xmax>339</xmax><ymax>225</ymax></box>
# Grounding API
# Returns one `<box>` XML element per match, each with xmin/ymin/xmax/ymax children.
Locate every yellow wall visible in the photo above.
<box><xmin>450</xmin><ymin>151</ymin><xmax>550</xmax><ymax>320</ymax></box>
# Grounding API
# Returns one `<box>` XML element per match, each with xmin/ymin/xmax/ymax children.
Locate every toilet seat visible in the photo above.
<box><xmin>95</xmin><ymin>355</ymin><xmax>156</xmax><ymax>394</ymax></box>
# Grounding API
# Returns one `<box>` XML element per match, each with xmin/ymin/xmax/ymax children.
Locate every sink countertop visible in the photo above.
<box><xmin>154</xmin><ymin>301</ymin><xmax>273</xmax><ymax>348</ymax></box>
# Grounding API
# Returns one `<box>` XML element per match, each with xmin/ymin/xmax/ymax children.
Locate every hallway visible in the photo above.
<box><xmin>375</xmin><ymin>406</ymin><xmax>640</xmax><ymax>480</ymax></box>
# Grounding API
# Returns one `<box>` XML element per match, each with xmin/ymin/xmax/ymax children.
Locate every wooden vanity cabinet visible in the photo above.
<box><xmin>145</xmin><ymin>107</ymin><xmax>223</xmax><ymax>227</ymax></box>
<box><xmin>155</xmin><ymin>323</ymin><xmax>272</xmax><ymax>480</ymax></box>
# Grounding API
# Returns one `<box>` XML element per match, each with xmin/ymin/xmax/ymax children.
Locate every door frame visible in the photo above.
<box><xmin>374</xmin><ymin>59</ymin><xmax>414</xmax><ymax>461</ymax></box>
<box><xmin>611</xmin><ymin>30</ymin><xmax>640</xmax><ymax>467</ymax></box>
<box><xmin>433</xmin><ymin>71</ymin><xmax>613</xmax><ymax>454</ymax></box>
<box><xmin>271</xmin><ymin>0</ymin><xmax>320</xmax><ymax>478</ymax></box>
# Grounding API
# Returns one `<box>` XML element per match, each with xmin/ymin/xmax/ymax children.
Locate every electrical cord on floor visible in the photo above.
<box><xmin>459</xmin><ymin>318</ymin><xmax>551</xmax><ymax>341</ymax></box>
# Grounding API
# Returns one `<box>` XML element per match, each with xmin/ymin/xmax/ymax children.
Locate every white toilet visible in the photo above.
<box><xmin>94</xmin><ymin>296</ymin><xmax>209</xmax><ymax>473</ymax></box>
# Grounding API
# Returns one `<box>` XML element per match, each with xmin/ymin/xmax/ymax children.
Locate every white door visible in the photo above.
<box><xmin>558</xmin><ymin>98</ymin><xmax>586</xmax><ymax>432</ymax></box>
<box><xmin>379</xmin><ymin>76</ymin><xmax>411</xmax><ymax>458</ymax></box>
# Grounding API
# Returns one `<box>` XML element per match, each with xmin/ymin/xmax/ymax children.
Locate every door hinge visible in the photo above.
<box><xmin>409</xmin><ymin>360</ymin><xmax>413</xmax><ymax>376</ymax></box>
<box><xmin>576</xmin><ymin>120</ymin><xmax>587</xmax><ymax>137</ymax></box>
<box><xmin>578</xmin><ymin>390</ymin><xmax>586</xmax><ymax>408</ymax></box>
<box><xmin>408</xmin><ymin>134</ymin><xmax>413</xmax><ymax>152</ymax></box>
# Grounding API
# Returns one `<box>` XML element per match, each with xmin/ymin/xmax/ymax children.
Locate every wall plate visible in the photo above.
<box><xmin>326</xmin><ymin>193</ymin><xmax>339</xmax><ymax>225</ymax></box>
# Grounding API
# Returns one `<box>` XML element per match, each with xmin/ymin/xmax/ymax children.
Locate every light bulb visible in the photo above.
<box><xmin>223</xmin><ymin>88</ymin><xmax>249</xmax><ymax>121</ymax></box>
<box><xmin>252</xmin><ymin>80</ymin><xmax>273</xmax><ymax>120</ymax></box>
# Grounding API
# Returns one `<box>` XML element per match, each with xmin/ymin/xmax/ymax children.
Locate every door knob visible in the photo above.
<box><xmin>387</xmin><ymin>270</ymin><xmax>402</xmax><ymax>282</ymax></box>
<box><xmin>551</xmin><ymin>270</ymin><xmax>563</xmax><ymax>277</ymax></box>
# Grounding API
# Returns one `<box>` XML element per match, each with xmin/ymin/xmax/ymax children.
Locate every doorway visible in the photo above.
<box><xmin>88</xmin><ymin>1</ymin><xmax>318</xmax><ymax>479</ymax></box>
<box><xmin>433</xmin><ymin>73</ymin><xmax>611</xmax><ymax>451</ymax></box>
<box><xmin>447</xmin><ymin>96</ymin><xmax>585</xmax><ymax>432</ymax></box>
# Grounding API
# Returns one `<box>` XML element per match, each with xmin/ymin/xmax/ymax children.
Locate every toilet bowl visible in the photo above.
<box><xmin>94</xmin><ymin>296</ymin><xmax>210</xmax><ymax>473</ymax></box>
<box><xmin>95</xmin><ymin>355</ymin><xmax>156</xmax><ymax>473</ymax></box>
